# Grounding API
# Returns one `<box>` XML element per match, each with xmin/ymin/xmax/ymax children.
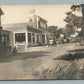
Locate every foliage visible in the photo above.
<box><xmin>47</xmin><ymin>26</ymin><xmax>58</xmax><ymax>39</ymax></box>
<box><xmin>71</xmin><ymin>4</ymin><xmax>84</xmax><ymax>17</ymax></box>
<box><xmin>64</xmin><ymin>11</ymin><xmax>82</xmax><ymax>38</ymax></box>
<box><xmin>56</xmin><ymin>28</ymin><xmax>65</xmax><ymax>38</ymax></box>
<box><xmin>47</xmin><ymin>26</ymin><xmax>65</xmax><ymax>39</ymax></box>
<box><xmin>47</xmin><ymin>26</ymin><xmax>58</xmax><ymax>34</ymax></box>
<box><xmin>71</xmin><ymin>4</ymin><xmax>84</xmax><ymax>40</ymax></box>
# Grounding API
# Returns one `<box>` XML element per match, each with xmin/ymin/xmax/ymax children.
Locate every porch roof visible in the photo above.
<box><xmin>27</xmin><ymin>25</ymin><xmax>44</xmax><ymax>33</ymax></box>
<box><xmin>3</xmin><ymin>22</ymin><xmax>45</xmax><ymax>33</ymax></box>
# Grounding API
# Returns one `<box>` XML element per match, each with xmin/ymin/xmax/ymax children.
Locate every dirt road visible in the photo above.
<box><xmin>0</xmin><ymin>43</ymin><xmax>83</xmax><ymax>80</ymax></box>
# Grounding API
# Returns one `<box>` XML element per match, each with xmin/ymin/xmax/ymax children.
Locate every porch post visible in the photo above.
<box><xmin>31</xmin><ymin>33</ymin><xmax>33</xmax><ymax>46</ymax></box>
<box><xmin>25</xmin><ymin>31</ymin><xmax>28</xmax><ymax>51</ymax></box>
<box><xmin>35</xmin><ymin>33</ymin><xmax>37</xmax><ymax>45</ymax></box>
<box><xmin>13</xmin><ymin>32</ymin><xmax>15</xmax><ymax>47</ymax></box>
<box><xmin>45</xmin><ymin>33</ymin><xmax>47</xmax><ymax>44</ymax></box>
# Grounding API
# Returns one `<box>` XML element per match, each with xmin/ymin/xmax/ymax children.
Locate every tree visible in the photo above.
<box><xmin>47</xmin><ymin>26</ymin><xmax>58</xmax><ymax>39</ymax></box>
<box><xmin>71</xmin><ymin>4</ymin><xmax>84</xmax><ymax>17</ymax></box>
<box><xmin>64</xmin><ymin>11</ymin><xmax>82</xmax><ymax>38</ymax></box>
<box><xmin>56</xmin><ymin>28</ymin><xmax>65</xmax><ymax>38</ymax></box>
<box><xmin>47</xmin><ymin>26</ymin><xmax>58</xmax><ymax>34</ymax></box>
<box><xmin>64</xmin><ymin>12</ymin><xmax>82</xmax><ymax>28</ymax></box>
<box><xmin>71</xmin><ymin>4</ymin><xmax>84</xmax><ymax>41</ymax></box>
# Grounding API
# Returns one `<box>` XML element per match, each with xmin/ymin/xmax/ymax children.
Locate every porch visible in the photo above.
<box><xmin>13</xmin><ymin>26</ymin><xmax>47</xmax><ymax>52</ymax></box>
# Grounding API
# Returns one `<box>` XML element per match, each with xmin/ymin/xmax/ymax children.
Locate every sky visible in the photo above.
<box><xmin>0</xmin><ymin>5</ymin><xmax>82</xmax><ymax>28</ymax></box>
<box><xmin>0</xmin><ymin>0</ymin><xmax>84</xmax><ymax>5</ymax></box>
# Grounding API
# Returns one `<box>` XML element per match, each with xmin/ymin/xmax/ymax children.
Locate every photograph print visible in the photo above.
<box><xmin>0</xmin><ymin>4</ymin><xmax>84</xmax><ymax>80</ymax></box>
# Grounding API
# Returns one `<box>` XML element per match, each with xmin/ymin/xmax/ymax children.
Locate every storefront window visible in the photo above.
<box><xmin>28</xmin><ymin>33</ymin><xmax>31</xmax><ymax>43</ymax></box>
<box><xmin>36</xmin><ymin>35</ymin><xmax>39</xmax><ymax>43</ymax></box>
<box><xmin>32</xmin><ymin>33</ymin><xmax>35</xmax><ymax>44</ymax></box>
<box><xmin>42</xmin><ymin>35</ymin><xmax>45</xmax><ymax>43</ymax></box>
<box><xmin>7</xmin><ymin>36</ymin><xmax>9</xmax><ymax>42</ymax></box>
<box><xmin>15</xmin><ymin>33</ymin><xmax>25</xmax><ymax>44</ymax></box>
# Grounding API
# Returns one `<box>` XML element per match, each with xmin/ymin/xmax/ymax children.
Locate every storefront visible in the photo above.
<box><xmin>12</xmin><ymin>26</ymin><xmax>47</xmax><ymax>52</ymax></box>
<box><xmin>3</xmin><ymin>15</ymin><xmax>48</xmax><ymax>52</ymax></box>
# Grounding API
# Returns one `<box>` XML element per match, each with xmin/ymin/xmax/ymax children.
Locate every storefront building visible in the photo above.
<box><xmin>3</xmin><ymin>15</ymin><xmax>48</xmax><ymax>52</ymax></box>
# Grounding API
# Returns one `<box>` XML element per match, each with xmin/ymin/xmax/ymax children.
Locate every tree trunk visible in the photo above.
<box><xmin>81</xmin><ymin>4</ymin><xmax>84</xmax><ymax>41</ymax></box>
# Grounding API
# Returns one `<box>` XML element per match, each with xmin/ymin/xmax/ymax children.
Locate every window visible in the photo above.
<box><xmin>15</xmin><ymin>33</ymin><xmax>25</xmax><ymax>44</ymax></box>
<box><xmin>28</xmin><ymin>33</ymin><xmax>31</xmax><ymax>43</ymax></box>
<box><xmin>2</xmin><ymin>36</ymin><xmax>5</xmax><ymax>43</ymax></box>
<box><xmin>7</xmin><ymin>36</ymin><xmax>9</xmax><ymax>42</ymax></box>
<box><xmin>32</xmin><ymin>33</ymin><xmax>35</xmax><ymax>44</ymax></box>
<box><xmin>42</xmin><ymin>35</ymin><xmax>45</xmax><ymax>43</ymax></box>
<box><xmin>36</xmin><ymin>35</ymin><xmax>39</xmax><ymax>43</ymax></box>
<box><xmin>29</xmin><ymin>18</ymin><xmax>33</xmax><ymax>22</ymax></box>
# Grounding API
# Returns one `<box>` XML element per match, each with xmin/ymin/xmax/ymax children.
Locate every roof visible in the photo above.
<box><xmin>27</xmin><ymin>25</ymin><xmax>44</xmax><ymax>33</ymax></box>
<box><xmin>2</xmin><ymin>22</ymin><xmax>28</xmax><ymax>31</ymax></box>
<box><xmin>2</xmin><ymin>22</ymin><xmax>44</xmax><ymax>33</ymax></box>
<box><xmin>38</xmin><ymin>16</ymin><xmax>47</xmax><ymax>23</ymax></box>
<box><xmin>0</xmin><ymin>8</ymin><xmax>4</xmax><ymax>15</ymax></box>
<box><xmin>27</xmin><ymin>15</ymin><xmax>47</xmax><ymax>22</ymax></box>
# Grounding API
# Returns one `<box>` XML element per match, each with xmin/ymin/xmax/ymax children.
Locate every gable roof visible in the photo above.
<box><xmin>38</xmin><ymin>16</ymin><xmax>47</xmax><ymax>23</ymax></box>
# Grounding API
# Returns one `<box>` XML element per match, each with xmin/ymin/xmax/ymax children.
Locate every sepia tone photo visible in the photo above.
<box><xmin>0</xmin><ymin>4</ymin><xmax>84</xmax><ymax>80</ymax></box>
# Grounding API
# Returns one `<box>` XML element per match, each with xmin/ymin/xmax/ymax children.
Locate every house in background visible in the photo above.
<box><xmin>3</xmin><ymin>15</ymin><xmax>48</xmax><ymax>52</ymax></box>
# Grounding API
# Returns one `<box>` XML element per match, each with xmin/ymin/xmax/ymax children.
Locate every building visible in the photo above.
<box><xmin>1</xmin><ymin>30</ymin><xmax>10</xmax><ymax>50</ymax></box>
<box><xmin>0</xmin><ymin>8</ymin><xmax>4</xmax><ymax>44</ymax></box>
<box><xmin>0</xmin><ymin>7</ymin><xmax>4</xmax><ymax>55</ymax></box>
<box><xmin>3</xmin><ymin>15</ymin><xmax>48</xmax><ymax>52</ymax></box>
<box><xmin>0</xmin><ymin>8</ymin><xmax>10</xmax><ymax>55</ymax></box>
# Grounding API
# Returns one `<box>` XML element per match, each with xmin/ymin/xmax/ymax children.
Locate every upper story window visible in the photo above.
<box><xmin>38</xmin><ymin>17</ymin><xmax>47</xmax><ymax>29</ymax></box>
<box><xmin>29</xmin><ymin>18</ymin><xmax>33</xmax><ymax>22</ymax></box>
<box><xmin>28</xmin><ymin>17</ymin><xmax>34</xmax><ymax>23</ymax></box>
<box><xmin>40</xmin><ymin>21</ymin><xmax>47</xmax><ymax>29</ymax></box>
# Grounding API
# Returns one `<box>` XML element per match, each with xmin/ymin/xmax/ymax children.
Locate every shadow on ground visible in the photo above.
<box><xmin>39</xmin><ymin>48</ymin><xmax>84</xmax><ymax>79</ymax></box>
<box><xmin>0</xmin><ymin>51</ymin><xmax>50</xmax><ymax>63</ymax></box>
<box><xmin>39</xmin><ymin>62</ymin><xmax>84</xmax><ymax>79</ymax></box>
<box><xmin>38</xmin><ymin>49</ymin><xmax>84</xmax><ymax>79</ymax></box>
<box><xmin>68</xmin><ymin>49</ymin><xmax>84</xmax><ymax>53</ymax></box>
<box><xmin>53</xmin><ymin>49</ymin><xmax>84</xmax><ymax>61</ymax></box>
